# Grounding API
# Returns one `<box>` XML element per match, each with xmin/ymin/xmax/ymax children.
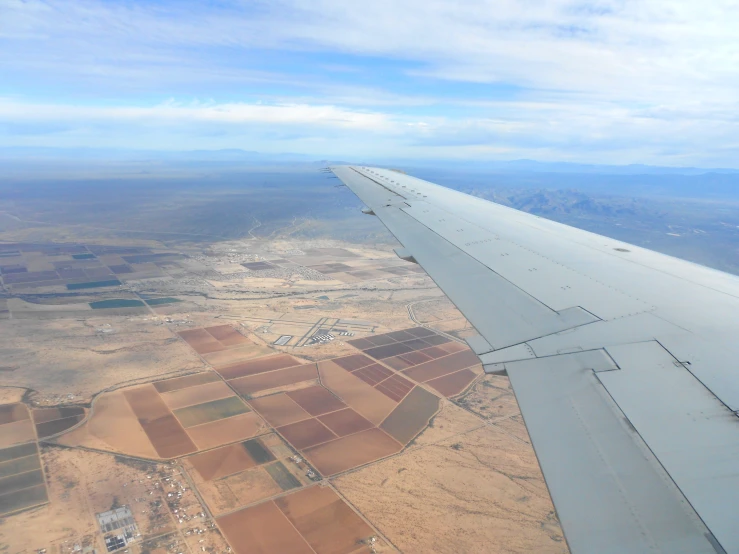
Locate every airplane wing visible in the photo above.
<box><xmin>330</xmin><ymin>165</ymin><xmax>739</xmax><ymax>554</ymax></box>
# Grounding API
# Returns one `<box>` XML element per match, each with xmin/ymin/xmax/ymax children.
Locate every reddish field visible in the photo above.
<box><xmin>249</xmin><ymin>395</ymin><xmax>312</xmax><ymax>427</ymax></box>
<box><xmin>304</xmin><ymin>428</ymin><xmax>402</xmax><ymax>476</ymax></box>
<box><xmin>427</xmin><ymin>368</ymin><xmax>478</xmax><ymax>397</ymax></box>
<box><xmin>403</xmin><ymin>350</ymin><xmax>480</xmax><ymax>382</ymax></box>
<box><xmin>217</xmin><ymin>354</ymin><xmax>300</xmax><ymax>380</ymax></box>
<box><xmin>417</xmin><ymin>345</ymin><xmax>450</xmax><ymax>359</ymax></box>
<box><xmin>399</xmin><ymin>350</ymin><xmax>433</xmax><ymax>365</ymax></box>
<box><xmin>382</xmin><ymin>356</ymin><xmax>412</xmax><ymax>371</ymax></box>
<box><xmin>318</xmin><ymin>409</ymin><xmax>373</xmax><ymax>437</ymax></box>
<box><xmin>153</xmin><ymin>372</ymin><xmax>220</xmax><ymax>393</ymax></box>
<box><xmin>331</xmin><ymin>354</ymin><xmax>375</xmax><ymax>371</ymax></box>
<box><xmin>286</xmin><ymin>386</ymin><xmax>346</xmax><ymax>416</ymax></box>
<box><xmin>375</xmin><ymin>374</ymin><xmax>414</xmax><ymax>402</ymax></box>
<box><xmin>352</xmin><ymin>364</ymin><xmax>394</xmax><ymax>386</ymax></box>
<box><xmin>275</xmin><ymin>486</ymin><xmax>374</xmax><ymax>554</ymax></box>
<box><xmin>229</xmin><ymin>364</ymin><xmax>318</xmax><ymax>396</ymax></box>
<box><xmin>161</xmin><ymin>381</ymin><xmax>233</xmax><ymax>410</ymax></box>
<box><xmin>186</xmin><ymin>412</ymin><xmax>265</xmax><ymax>450</ymax></box>
<box><xmin>205</xmin><ymin>325</ymin><xmax>251</xmax><ymax>346</ymax></box>
<box><xmin>178</xmin><ymin>328</ymin><xmax>225</xmax><ymax>354</ymax></box>
<box><xmin>277</xmin><ymin>418</ymin><xmax>337</xmax><ymax>450</ymax></box>
<box><xmin>188</xmin><ymin>442</ymin><xmax>258</xmax><ymax>481</ymax></box>
<box><xmin>218</xmin><ymin>501</ymin><xmax>313</xmax><ymax>554</ymax></box>
<box><xmin>438</xmin><ymin>340</ymin><xmax>468</xmax><ymax>353</ymax></box>
<box><xmin>123</xmin><ymin>385</ymin><xmax>196</xmax><ymax>458</ymax></box>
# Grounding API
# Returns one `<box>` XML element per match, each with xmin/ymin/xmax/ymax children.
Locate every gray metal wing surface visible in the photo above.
<box><xmin>330</xmin><ymin>165</ymin><xmax>739</xmax><ymax>554</ymax></box>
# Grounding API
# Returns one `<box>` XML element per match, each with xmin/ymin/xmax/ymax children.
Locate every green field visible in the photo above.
<box><xmin>89</xmin><ymin>299</ymin><xmax>145</xmax><ymax>309</ymax></box>
<box><xmin>67</xmin><ymin>279</ymin><xmax>121</xmax><ymax>290</ymax></box>
<box><xmin>72</xmin><ymin>253</ymin><xmax>95</xmax><ymax>260</ymax></box>
<box><xmin>173</xmin><ymin>396</ymin><xmax>249</xmax><ymax>428</ymax></box>
<box><xmin>265</xmin><ymin>461</ymin><xmax>301</xmax><ymax>490</ymax></box>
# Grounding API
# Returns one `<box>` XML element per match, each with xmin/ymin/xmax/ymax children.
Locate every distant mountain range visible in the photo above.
<box><xmin>1</xmin><ymin>147</ymin><xmax>738</xmax><ymax>176</ymax></box>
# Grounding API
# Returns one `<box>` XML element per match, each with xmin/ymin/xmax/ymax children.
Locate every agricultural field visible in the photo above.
<box><xmin>0</xmin><ymin>237</ymin><xmax>564</xmax><ymax>553</ymax></box>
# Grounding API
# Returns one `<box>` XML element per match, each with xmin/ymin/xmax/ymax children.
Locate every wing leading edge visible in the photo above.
<box><xmin>331</xmin><ymin>165</ymin><xmax>739</xmax><ymax>554</ymax></box>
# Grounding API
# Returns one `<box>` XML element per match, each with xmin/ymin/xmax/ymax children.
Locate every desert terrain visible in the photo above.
<box><xmin>0</xmin><ymin>228</ymin><xmax>566</xmax><ymax>553</ymax></box>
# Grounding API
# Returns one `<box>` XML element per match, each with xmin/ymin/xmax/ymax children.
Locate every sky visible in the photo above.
<box><xmin>1</xmin><ymin>0</ymin><xmax>739</xmax><ymax>166</ymax></box>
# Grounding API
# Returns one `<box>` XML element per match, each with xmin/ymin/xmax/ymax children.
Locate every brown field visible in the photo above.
<box><xmin>274</xmin><ymin>485</ymin><xmax>375</xmax><ymax>554</ymax></box>
<box><xmin>249</xmin><ymin>394</ymin><xmax>312</xmax><ymax>427</ymax></box>
<box><xmin>277</xmin><ymin>418</ymin><xmax>337</xmax><ymax>450</ymax></box>
<box><xmin>427</xmin><ymin>368</ymin><xmax>478</xmax><ymax>397</ymax></box>
<box><xmin>205</xmin><ymin>324</ymin><xmax>251</xmax><ymax>345</ymax></box>
<box><xmin>55</xmin><ymin>389</ymin><xmax>158</xmax><ymax>458</ymax></box>
<box><xmin>218</xmin><ymin>500</ymin><xmax>313</xmax><ymax>554</ymax></box>
<box><xmin>153</xmin><ymin>371</ymin><xmax>220</xmax><ymax>393</ymax></box>
<box><xmin>437</xmin><ymin>340</ymin><xmax>468</xmax><ymax>353</ymax></box>
<box><xmin>417</xmin><ymin>345</ymin><xmax>451</xmax><ymax>359</ymax></box>
<box><xmin>286</xmin><ymin>386</ymin><xmax>347</xmax><ymax>416</ymax></box>
<box><xmin>405</xmin><ymin>327</ymin><xmax>437</xmax><ymax>338</ymax></box>
<box><xmin>202</xmin><ymin>343</ymin><xmax>273</xmax><ymax>366</ymax></box>
<box><xmin>0</xmin><ymin>419</ymin><xmax>35</xmax><ymax>448</ymax></box>
<box><xmin>331</xmin><ymin>354</ymin><xmax>375</xmax><ymax>371</ymax></box>
<box><xmin>304</xmin><ymin>428</ymin><xmax>402</xmax><ymax>476</ymax></box>
<box><xmin>35</xmin><ymin>415</ymin><xmax>83</xmax><ymax>438</ymax></box>
<box><xmin>0</xmin><ymin>403</ymin><xmax>29</xmax><ymax>425</ymax></box>
<box><xmin>178</xmin><ymin>328</ymin><xmax>225</xmax><ymax>354</ymax></box>
<box><xmin>403</xmin><ymin>350</ymin><xmax>479</xmax><ymax>382</ymax></box>
<box><xmin>380</xmin><ymin>387</ymin><xmax>441</xmax><ymax>445</ymax></box>
<box><xmin>364</xmin><ymin>342</ymin><xmax>413</xmax><ymax>359</ymax></box>
<box><xmin>352</xmin><ymin>364</ymin><xmax>394</xmax><ymax>386</ymax></box>
<box><xmin>124</xmin><ymin>385</ymin><xmax>197</xmax><ymax>458</ymax></box>
<box><xmin>188</xmin><ymin>442</ymin><xmax>260</xmax><ymax>481</ymax></box>
<box><xmin>318</xmin><ymin>409</ymin><xmax>374</xmax><ymax>437</ymax></box>
<box><xmin>223</xmin><ymin>466</ymin><xmax>283</xmax><ymax>506</ymax></box>
<box><xmin>385</xmin><ymin>330</ymin><xmax>417</xmax><ymax>342</ymax></box>
<box><xmin>186</xmin><ymin>411</ymin><xmax>266</xmax><ymax>450</ymax></box>
<box><xmin>363</xmin><ymin>335</ymin><xmax>395</xmax><ymax>347</ymax></box>
<box><xmin>160</xmin><ymin>380</ymin><xmax>233</xmax><ymax>409</ymax></box>
<box><xmin>230</xmin><ymin>364</ymin><xmax>318</xmax><ymax>396</ymax></box>
<box><xmin>398</xmin><ymin>350</ymin><xmax>433</xmax><ymax>365</ymax></box>
<box><xmin>375</xmin><ymin>374</ymin><xmax>414</xmax><ymax>402</ymax></box>
<box><xmin>382</xmin><ymin>356</ymin><xmax>411</xmax><ymax>371</ymax></box>
<box><xmin>217</xmin><ymin>353</ymin><xmax>300</xmax><ymax>380</ymax></box>
<box><xmin>318</xmin><ymin>361</ymin><xmax>397</xmax><ymax>425</ymax></box>
<box><xmin>31</xmin><ymin>406</ymin><xmax>84</xmax><ymax>424</ymax></box>
<box><xmin>343</xmin><ymin>337</ymin><xmax>374</xmax><ymax>349</ymax></box>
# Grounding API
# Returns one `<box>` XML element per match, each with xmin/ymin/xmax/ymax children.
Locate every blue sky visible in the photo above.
<box><xmin>1</xmin><ymin>0</ymin><xmax>738</xmax><ymax>166</ymax></box>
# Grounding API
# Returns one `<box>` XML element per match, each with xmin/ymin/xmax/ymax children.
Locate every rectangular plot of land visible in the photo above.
<box><xmin>217</xmin><ymin>354</ymin><xmax>301</xmax><ymax>380</ymax></box>
<box><xmin>173</xmin><ymin>396</ymin><xmax>249</xmax><ymax>428</ymax></box>
<box><xmin>318</xmin><ymin>361</ymin><xmax>398</xmax><ymax>425</ymax></box>
<box><xmin>0</xmin><ymin>483</ymin><xmax>48</xmax><ymax>516</ymax></box>
<box><xmin>383</xmin><ymin>356</ymin><xmax>412</xmax><ymax>371</ymax></box>
<box><xmin>0</xmin><ymin>403</ymin><xmax>29</xmax><ymax>425</ymax></box>
<box><xmin>0</xmin><ymin>442</ymin><xmax>37</xmax><ymax>463</ymax></box>
<box><xmin>403</xmin><ymin>350</ymin><xmax>480</xmax><ymax>382</ymax></box>
<box><xmin>0</xmin><ymin>420</ymin><xmax>36</xmax><ymax>448</ymax></box>
<box><xmin>108</xmin><ymin>264</ymin><xmax>133</xmax><ymax>274</ymax></box>
<box><xmin>275</xmin><ymin>486</ymin><xmax>375</xmax><ymax>554</ymax></box>
<box><xmin>331</xmin><ymin>354</ymin><xmax>375</xmax><ymax>371</ymax></box>
<box><xmin>422</xmin><ymin>334</ymin><xmax>453</xmax><ymax>346</ymax></box>
<box><xmin>427</xmin><ymin>368</ymin><xmax>478</xmax><ymax>397</ymax></box>
<box><xmin>417</xmin><ymin>346</ymin><xmax>449</xmax><ymax>359</ymax></box>
<box><xmin>400</xmin><ymin>338</ymin><xmax>432</xmax><ymax>351</ymax></box>
<box><xmin>205</xmin><ymin>325</ymin><xmax>250</xmax><ymax>346</ymax></box>
<box><xmin>218</xmin><ymin>501</ymin><xmax>312</xmax><ymax>554</ymax></box>
<box><xmin>0</xmin><ymin>468</ymin><xmax>44</xmax><ymax>496</ymax></box>
<box><xmin>242</xmin><ymin>261</ymin><xmax>275</xmax><ymax>271</ymax></box>
<box><xmin>32</xmin><ymin>407</ymin><xmax>84</xmax><ymax>424</ymax></box>
<box><xmin>364</xmin><ymin>334</ymin><xmax>396</xmax><ymax>347</ymax></box>
<box><xmin>35</xmin><ymin>415</ymin><xmax>82</xmax><ymax>438</ymax></box>
<box><xmin>405</xmin><ymin>327</ymin><xmax>437</xmax><ymax>338</ymax></box>
<box><xmin>386</xmin><ymin>330</ymin><xmax>417</xmax><ymax>342</ymax></box>
<box><xmin>277</xmin><ymin>418</ymin><xmax>336</xmax><ymax>450</ymax></box>
<box><xmin>304</xmin><ymin>428</ymin><xmax>401</xmax><ymax>476</ymax></box>
<box><xmin>265</xmin><ymin>461</ymin><xmax>301</xmax><ymax>491</ymax></box>
<box><xmin>353</xmin><ymin>364</ymin><xmax>394</xmax><ymax>387</ymax></box>
<box><xmin>187</xmin><ymin>412</ymin><xmax>265</xmax><ymax>451</ymax></box>
<box><xmin>224</xmin><ymin>466</ymin><xmax>283</xmax><ymax>508</ymax></box>
<box><xmin>249</xmin><ymin>395</ymin><xmax>312</xmax><ymax>427</ymax></box>
<box><xmin>398</xmin><ymin>350</ymin><xmax>433</xmax><ymax>366</ymax></box>
<box><xmin>380</xmin><ymin>386</ymin><xmax>440</xmax><ymax>445</ymax></box>
<box><xmin>178</xmin><ymin>328</ymin><xmax>225</xmax><ymax>354</ymax></box>
<box><xmin>153</xmin><ymin>372</ymin><xmax>220</xmax><ymax>393</ymax></box>
<box><xmin>346</xmin><ymin>337</ymin><xmax>375</xmax><ymax>350</ymax></box>
<box><xmin>66</xmin><ymin>279</ymin><xmax>121</xmax><ymax>290</ymax></box>
<box><xmin>286</xmin><ymin>386</ymin><xmax>346</xmax><ymax>416</ymax></box>
<box><xmin>161</xmin><ymin>381</ymin><xmax>233</xmax><ymax>410</ymax></box>
<box><xmin>318</xmin><ymin>409</ymin><xmax>373</xmax><ymax>437</ymax></box>
<box><xmin>375</xmin><ymin>375</ymin><xmax>414</xmax><ymax>402</ymax></box>
<box><xmin>364</xmin><ymin>342</ymin><xmax>414</xmax><ymax>360</ymax></box>
<box><xmin>230</xmin><ymin>364</ymin><xmax>318</xmax><ymax>397</ymax></box>
<box><xmin>3</xmin><ymin>270</ymin><xmax>59</xmax><ymax>284</ymax></box>
<box><xmin>0</xmin><ymin>454</ymin><xmax>41</xmax><ymax>479</ymax></box>
<box><xmin>124</xmin><ymin>386</ymin><xmax>196</xmax><ymax>458</ymax></box>
<box><xmin>438</xmin><ymin>341</ymin><xmax>470</xmax><ymax>354</ymax></box>
<box><xmin>188</xmin><ymin>442</ymin><xmax>259</xmax><ymax>481</ymax></box>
